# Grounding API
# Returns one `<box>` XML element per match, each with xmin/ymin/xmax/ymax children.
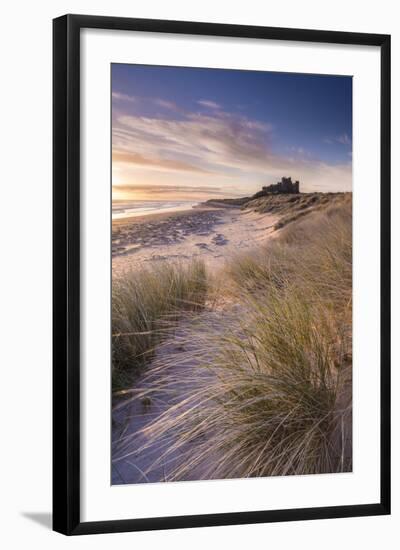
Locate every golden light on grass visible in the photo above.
<box><xmin>112</xmin><ymin>195</ymin><xmax>352</xmax><ymax>479</ymax></box>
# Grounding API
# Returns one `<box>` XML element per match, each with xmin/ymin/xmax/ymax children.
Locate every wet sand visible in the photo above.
<box><xmin>112</xmin><ymin>206</ymin><xmax>278</xmax><ymax>277</ymax></box>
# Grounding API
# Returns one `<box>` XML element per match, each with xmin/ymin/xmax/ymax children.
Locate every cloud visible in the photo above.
<box><xmin>112</xmin><ymin>109</ymin><xmax>351</xmax><ymax>196</ymax></box>
<box><xmin>112</xmin><ymin>91</ymin><xmax>137</xmax><ymax>102</ymax></box>
<box><xmin>113</xmin><ymin>111</ymin><xmax>273</xmax><ymax>175</ymax></box>
<box><xmin>113</xmin><ymin>184</ymin><xmax>227</xmax><ymax>197</ymax></box>
<box><xmin>324</xmin><ymin>133</ymin><xmax>352</xmax><ymax>147</ymax></box>
<box><xmin>337</xmin><ymin>133</ymin><xmax>352</xmax><ymax>146</ymax></box>
<box><xmin>197</xmin><ymin>99</ymin><xmax>221</xmax><ymax>109</ymax></box>
<box><xmin>113</xmin><ymin>150</ymin><xmax>209</xmax><ymax>174</ymax></box>
<box><xmin>154</xmin><ymin>99</ymin><xmax>179</xmax><ymax>111</ymax></box>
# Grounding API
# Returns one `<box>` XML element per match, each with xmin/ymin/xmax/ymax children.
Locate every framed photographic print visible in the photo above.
<box><xmin>53</xmin><ymin>14</ymin><xmax>391</xmax><ymax>535</ymax></box>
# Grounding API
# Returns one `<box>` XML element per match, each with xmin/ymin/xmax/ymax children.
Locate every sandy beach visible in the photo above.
<box><xmin>112</xmin><ymin>206</ymin><xmax>278</xmax><ymax>277</ymax></box>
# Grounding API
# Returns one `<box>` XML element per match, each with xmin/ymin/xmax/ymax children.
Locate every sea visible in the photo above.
<box><xmin>112</xmin><ymin>200</ymin><xmax>200</xmax><ymax>221</ymax></box>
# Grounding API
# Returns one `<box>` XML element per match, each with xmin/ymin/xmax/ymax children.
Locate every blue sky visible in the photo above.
<box><xmin>112</xmin><ymin>64</ymin><xmax>352</xmax><ymax>200</ymax></box>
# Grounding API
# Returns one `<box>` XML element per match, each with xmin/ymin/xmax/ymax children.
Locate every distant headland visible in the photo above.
<box><xmin>204</xmin><ymin>176</ymin><xmax>302</xmax><ymax>209</ymax></box>
<box><xmin>202</xmin><ymin>177</ymin><xmax>350</xmax><ymax>229</ymax></box>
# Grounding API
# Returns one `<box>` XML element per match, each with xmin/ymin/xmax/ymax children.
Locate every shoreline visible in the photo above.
<box><xmin>112</xmin><ymin>206</ymin><xmax>278</xmax><ymax>277</ymax></box>
<box><xmin>112</xmin><ymin>205</ymin><xmax>218</xmax><ymax>227</ymax></box>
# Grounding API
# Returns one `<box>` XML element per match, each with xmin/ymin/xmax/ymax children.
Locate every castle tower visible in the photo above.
<box><xmin>257</xmin><ymin>177</ymin><xmax>300</xmax><ymax>196</ymax></box>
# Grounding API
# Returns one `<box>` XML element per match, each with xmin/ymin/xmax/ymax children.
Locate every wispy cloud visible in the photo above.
<box><xmin>113</xmin><ymin>111</ymin><xmax>273</xmax><ymax>173</ymax></box>
<box><xmin>324</xmin><ymin>133</ymin><xmax>352</xmax><ymax>147</ymax></box>
<box><xmin>113</xmin><ymin>184</ymin><xmax>226</xmax><ymax>196</ymax></box>
<box><xmin>113</xmin><ymin>150</ymin><xmax>209</xmax><ymax>174</ymax></box>
<box><xmin>337</xmin><ymin>133</ymin><xmax>352</xmax><ymax>146</ymax></box>
<box><xmin>197</xmin><ymin>99</ymin><xmax>221</xmax><ymax>109</ymax></box>
<box><xmin>112</xmin><ymin>91</ymin><xmax>137</xmax><ymax>102</ymax></box>
<box><xmin>113</xmin><ymin>108</ymin><xmax>351</xmax><ymax>197</ymax></box>
<box><xmin>154</xmin><ymin>99</ymin><xmax>179</xmax><ymax>111</ymax></box>
<box><xmin>113</xmin><ymin>94</ymin><xmax>186</xmax><ymax>114</ymax></box>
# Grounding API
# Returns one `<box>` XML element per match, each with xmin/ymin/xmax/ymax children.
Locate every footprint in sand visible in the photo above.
<box><xmin>195</xmin><ymin>242</ymin><xmax>211</xmax><ymax>250</ymax></box>
<box><xmin>212</xmin><ymin>234</ymin><xmax>228</xmax><ymax>246</ymax></box>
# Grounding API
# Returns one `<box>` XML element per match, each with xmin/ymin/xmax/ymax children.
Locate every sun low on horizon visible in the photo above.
<box><xmin>112</xmin><ymin>64</ymin><xmax>352</xmax><ymax>203</ymax></box>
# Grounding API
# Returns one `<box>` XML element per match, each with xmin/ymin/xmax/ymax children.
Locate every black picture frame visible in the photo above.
<box><xmin>53</xmin><ymin>14</ymin><xmax>391</xmax><ymax>535</ymax></box>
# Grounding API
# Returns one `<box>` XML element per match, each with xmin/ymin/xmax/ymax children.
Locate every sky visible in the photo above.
<box><xmin>112</xmin><ymin>64</ymin><xmax>352</xmax><ymax>202</ymax></box>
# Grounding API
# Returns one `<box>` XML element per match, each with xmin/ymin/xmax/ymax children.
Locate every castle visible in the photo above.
<box><xmin>262</xmin><ymin>177</ymin><xmax>300</xmax><ymax>194</ymax></box>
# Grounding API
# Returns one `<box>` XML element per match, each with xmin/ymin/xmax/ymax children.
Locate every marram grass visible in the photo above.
<box><xmin>112</xmin><ymin>259</ymin><xmax>207</xmax><ymax>390</ymax></box>
<box><xmin>113</xmin><ymin>200</ymin><xmax>352</xmax><ymax>479</ymax></box>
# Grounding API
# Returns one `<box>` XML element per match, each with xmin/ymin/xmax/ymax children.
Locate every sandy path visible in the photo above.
<box><xmin>112</xmin><ymin>207</ymin><xmax>278</xmax><ymax>277</ymax></box>
<box><xmin>112</xmin><ymin>308</ymin><xmax>223</xmax><ymax>485</ymax></box>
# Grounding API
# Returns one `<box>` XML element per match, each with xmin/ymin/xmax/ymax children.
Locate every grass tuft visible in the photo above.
<box><xmin>112</xmin><ymin>260</ymin><xmax>207</xmax><ymax>390</ymax></box>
